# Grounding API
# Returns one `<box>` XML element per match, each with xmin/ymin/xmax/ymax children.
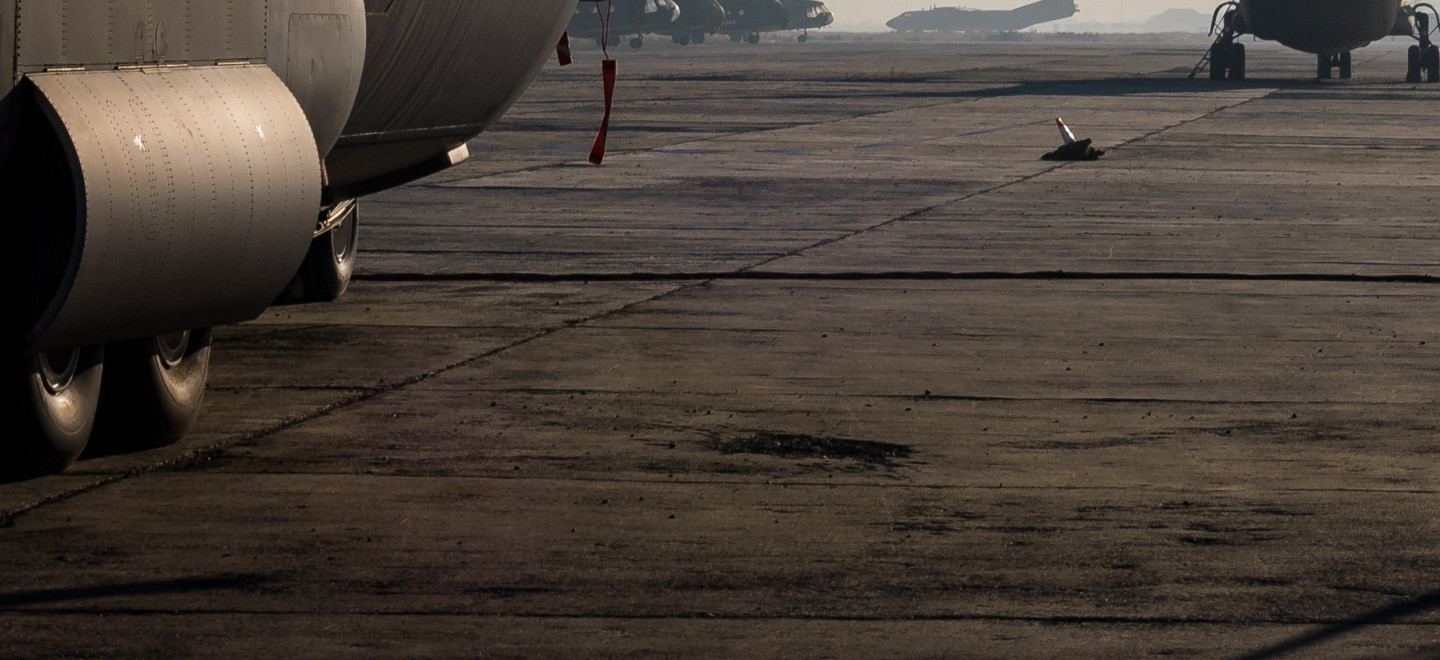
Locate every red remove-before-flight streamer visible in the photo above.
<box><xmin>589</xmin><ymin>0</ymin><xmax>616</xmax><ymax>165</ymax></box>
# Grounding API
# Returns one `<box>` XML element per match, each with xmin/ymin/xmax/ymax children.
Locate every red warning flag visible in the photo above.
<box><xmin>556</xmin><ymin>31</ymin><xmax>572</xmax><ymax>66</ymax></box>
<box><xmin>589</xmin><ymin>59</ymin><xmax>617</xmax><ymax>165</ymax></box>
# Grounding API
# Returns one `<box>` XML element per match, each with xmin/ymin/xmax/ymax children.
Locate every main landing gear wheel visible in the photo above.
<box><xmin>1202</xmin><ymin>6</ymin><xmax>1243</xmax><ymax>81</ymax></box>
<box><xmin>91</xmin><ymin>329</ymin><xmax>213</xmax><ymax>451</ymax></box>
<box><xmin>1408</xmin><ymin>45</ymin><xmax>1428</xmax><ymax>82</ymax></box>
<box><xmin>1409</xmin><ymin>10</ymin><xmax>1440</xmax><ymax>83</ymax></box>
<box><xmin>1227</xmin><ymin>43</ymin><xmax>1245</xmax><ymax>80</ymax></box>
<box><xmin>673</xmin><ymin>34</ymin><xmax>690</xmax><ymax>45</ymax></box>
<box><xmin>746</xmin><ymin>32</ymin><xmax>760</xmax><ymax>44</ymax></box>
<box><xmin>797</xmin><ymin>33</ymin><xmax>808</xmax><ymax>43</ymax></box>
<box><xmin>630</xmin><ymin>36</ymin><xmax>644</xmax><ymax>49</ymax></box>
<box><xmin>692</xmin><ymin>32</ymin><xmax>705</xmax><ymax>44</ymax></box>
<box><xmin>279</xmin><ymin>201</ymin><xmax>359</xmax><ymax>304</ymax></box>
<box><xmin>1</xmin><ymin>346</ymin><xmax>104</xmax><ymax>480</ymax></box>
<box><xmin>1209</xmin><ymin>43</ymin><xmax>1244</xmax><ymax>80</ymax></box>
<box><xmin>730</xmin><ymin>33</ymin><xmax>742</xmax><ymax>42</ymax></box>
<box><xmin>1338</xmin><ymin>51</ymin><xmax>1352</xmax><ymax>79</ymax></box>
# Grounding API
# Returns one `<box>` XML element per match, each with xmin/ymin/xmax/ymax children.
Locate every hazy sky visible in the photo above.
<box><xmin>829</xmin><ymin>0</ymin><xmax>1222</xmax><ymax>30</ymax></box>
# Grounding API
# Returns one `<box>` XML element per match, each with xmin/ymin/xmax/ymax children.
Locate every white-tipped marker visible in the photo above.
<box><xmin>1055</xmin><ymin>117</ymin><xmax>1077</xmax><ymax>145</ymax></box>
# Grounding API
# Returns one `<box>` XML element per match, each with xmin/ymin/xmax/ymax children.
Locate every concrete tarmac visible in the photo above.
<box><xmin>4</xmin><ymin>39</ymin><xmax>1440</xmax><ymax>657</ymax></box>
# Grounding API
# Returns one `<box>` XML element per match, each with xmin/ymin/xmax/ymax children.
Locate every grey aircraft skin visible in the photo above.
<box><xmin>0</xmin><ymin>0</ymin><xmax>578</xmax><ymax>479</ymax></box>
<box><xmin>721</xmin><ymin>0</ymin><xmax>792</xmax><ymax>43</ymax></box>
<box><xmin>886</xmin><ymin>0</ymin><xmax>1078</xmax><ymax>33</ymax></box>
<box><xmin>569</xmin><ymin>0</ymin><xmax>682</xmax><ymax>49</ymax></box>
<box><xmin>658</xmin><ymin>0</ymin><xmax>729</xmax><ymax>45</ymax></box>
<box><xmin>1238</xmin><ymin>0</ymin><xmax>1407</xmax><ymax>55</ymax></box>
<box><xmin>1206</xmin><ymin>0</ymin><xmax>1435</xmax><ymax>80</ymax></box>
<box><xmin>782</xmin><ymin>0</ymin><xmax>836</xmax><ymax>42</ymax></box>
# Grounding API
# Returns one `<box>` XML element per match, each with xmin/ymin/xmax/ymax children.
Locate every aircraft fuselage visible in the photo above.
<box><xmin>1239</xmin><ymin>0</ymin><xmax>1408</xmax><ymax>55</ymax></box>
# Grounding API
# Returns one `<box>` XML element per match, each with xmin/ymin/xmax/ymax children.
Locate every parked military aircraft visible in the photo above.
<box><xmin>782</xmin><ymin>0</ymin><xmax>835</xmax><ymax>42</ymax></box>
<box><xmin>1202</xmin><ymin>0</ymin><xmax>1440</xmax><ymax>81</ymax></box>
<box><xmin>659</xmin><ymin>0</ymin><xmax>728</xmax><ymax>45</ymax></box>
<box><xmin>886</xmin><ymin>0</ymin><xmax>1077</xmax><ymax>33</ymax></box>
<box><xmin>721</xmin><ymin>0</ymin><xmax>791</xmax><ymax>43</ymax></box>
<box><xmin>570</xmin><ymin>0</ymin><xmax>682</xmax><ymax>49</ymax></box>
<box><xmin>0</xmin><ymin>0</ymin><xmax>578</xmax><ymax>479</ymax></box>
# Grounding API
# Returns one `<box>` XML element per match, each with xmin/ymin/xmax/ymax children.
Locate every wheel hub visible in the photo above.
<box><xmin>154</xmin><ymin>330</ymin><xmax>191</xmax><ymax>368</ymax></box>
<box><xmin>38</xmin><ymin>349</ymin><xmax>80</xmax><ymax>394</ymax></box>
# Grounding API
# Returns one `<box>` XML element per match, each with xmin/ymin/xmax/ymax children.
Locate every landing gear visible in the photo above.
<box><xmin>730</xmin><ymin>33</ymin><xmax>741</xmax><ymax>42</ymax></box>
<box><xmin>692</xmin><ymin>32</ymin><xmax>706</xmax><ymax>44</ymax></box>
<box><xmin>1406</xmin><ymin>45</ymin><xmax>1438</xmax><ymax>82</ymax></box>
<box><xmin>278</xmin><ymin>200</ymin><xmax>359</xmax><ymax>304</ymax></box>
<box><xmin>91</xmin><ymin>330</ymin><xmax>212</xmax><ymax>451</ymax></box>
<box><xmin>1408</xmin><ymin>8</ymin><xmax>1440</xmax><ymax>83</ymax></box>
<box><xmin>797</xmin><ymin>32</ymin><xmax>808</xmax><ymax>43</ymax></box>
<box><xmin>1209</xmin><ymin>42</ymin><xmax>1245</xmax><ymax>80</ymax></box>
<box><xmin>630</xmin><ymin>36</ymin><xmax>644</xmax><ymax>49</ymax></box>
<box><xmin>1318</xmin><ymin>52</ymin><xmax>1351</xmax><ymax>79</ymax></box>
<box><xmin>1</xmin><ymin>347</ymin><xmax>105</xmax><ymax>480</ymax></box>
<box><xmin>746</xmin><ymin>32</ymin><xmax>760</xmax><ymax>44</ymax></box>
<box><xmin>673</xmin><ymin>34</ymin><xmax>690</xmax><ymax>45</ymax></box>
<box><xmin>1198</xmin><ymin>3</ymin><xmax>1244</xmax><ymax>81</ymax></box>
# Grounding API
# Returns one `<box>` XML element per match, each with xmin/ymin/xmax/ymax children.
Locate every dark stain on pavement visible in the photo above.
<box><xmin>710</xmin><ymin>431</ymin><xmax>913</xmax><ymax>466</ymax></box>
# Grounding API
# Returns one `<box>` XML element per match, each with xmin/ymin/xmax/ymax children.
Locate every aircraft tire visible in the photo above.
<box><xmin>0</xmin><ymin>346</ymin><xmax>104</xmax><ymax>480</ymax></box>
<box><xmin>797</xmin><ymin>34</ymin><xmax>807</xmax><ymax>43</ymax></box>
<box><xmin>295</xmin><ymin>201</ymin><xmax>360</xmax><ymax>303</ymax></box>
<box><xmin>1408</xmin><ymin>45</ymin><xmax>1422</xmax><ymax>83</ymax></box>
<box><xmin>747</xmin><ymin>33</ymin><xmax>760</xmax><ymax>44</ymax></box>
<box><xmin>673</xmin><ymin>34</ymin><xmax>690</xmax><ymax>45</ymax></box>
<box><xmin>1338</xmin><ymin>51</ymin><xmax>1351</xmax><ymax>79</ymax></box>
<box><xmin>693</xmin><ymin>32</ymin><xmax>705</xmax><ymax>44</ymax></box>
<box><xmin>630</xmin><ymin>37</ymin><xmax>644</xmax><ymax>49</ymax></box>
<box><xmin>730</xmin><ymin>33</ymin><xmax>742</xmax><ymax>42</ymax></box>
<box><xmin>91</xmin><ymin>330</ymin><xmax>212</xmax><ymax>451</ymax></box>
<box><xmin>1209</xmin><ymin>44</ymin><xmax>1229</xmax><ymax>81</ymax></box>
<box><xmin>1316</xmin><ymin>53</ymin><xmax>1332</xmax><ymax>79</ymax></box>
<box><xmin>1426</xmin><ymin>46</ymin><xmax>1439</xmax><ymax>83</ymax></box>
<box><xmin>1227</xmin><ymin>44</ymin><xmax>1245</xmax><ymax>81</ymax></box>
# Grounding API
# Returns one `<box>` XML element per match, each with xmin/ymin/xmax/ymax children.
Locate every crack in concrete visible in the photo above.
<box><xmin>356</xmin><ymin>270</ymin><xmax>1440</xmax><ymax>284</ymax></box>
<box><xmin>0</xmin><ymin>85</ymin><xmax>1278</xmax><ymax>525</ymax></box>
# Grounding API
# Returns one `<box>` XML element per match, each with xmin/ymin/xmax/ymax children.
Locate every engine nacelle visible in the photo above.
<box><xmin>0</xmin><ymin>1</ymin><xmax>367</xmax><ymax>353</ymax></box>
<box><xmin>268</xmin><ymin>0</ymin><xmax>368</xmax><ymax>161</ymax></box>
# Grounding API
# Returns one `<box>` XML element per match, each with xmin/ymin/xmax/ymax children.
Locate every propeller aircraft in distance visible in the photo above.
<box><xmin>886</xmin><ymin>0</ymin><xmax>1077</xmax><ymax>34</ymax></box>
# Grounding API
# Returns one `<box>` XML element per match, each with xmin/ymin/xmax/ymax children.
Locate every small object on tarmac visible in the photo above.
<box><xmin>1055</xmin><ymin>117</ymin><xmax>1077</xmax><ymax>144</ymax></box>
<box><xmin>1042</xmin><ymin>117</ymin><xmax>1105</xmax><ymax>161</ymax></box>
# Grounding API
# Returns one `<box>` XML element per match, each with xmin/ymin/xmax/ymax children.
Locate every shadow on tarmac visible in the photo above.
<box><xmin>0</xmin><ymin>574</ymin><xmax>271</xmax><ymax>608</ymax></box>
<box><xmin>1240</xmin><ymin>589</ymin><xmax>1440</xmax><ymax>659</ymax></box>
